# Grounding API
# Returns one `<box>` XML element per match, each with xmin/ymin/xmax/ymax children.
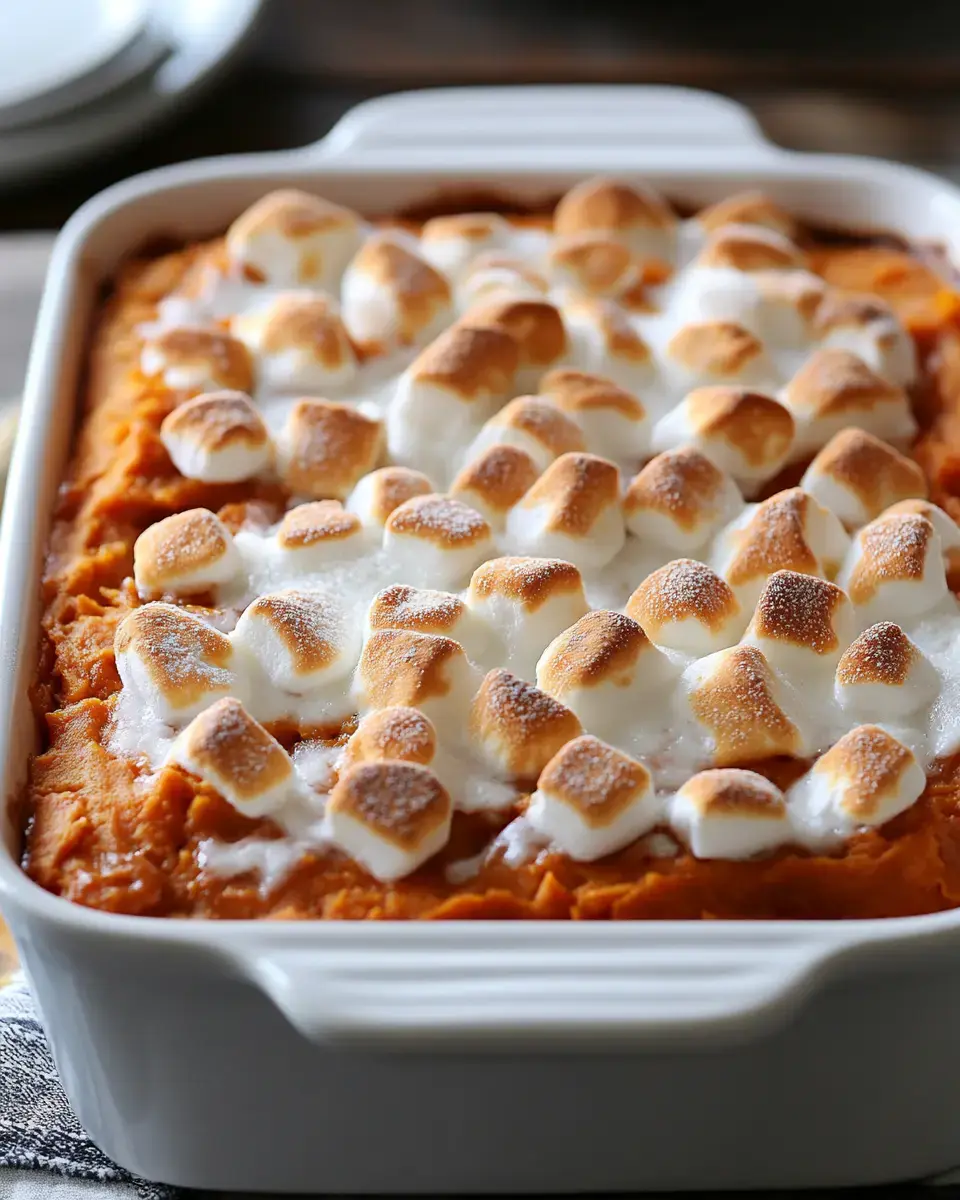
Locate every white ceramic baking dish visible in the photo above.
<box><xmin>3</xmin><ymin>85</ymin><xmax>960</xmax><ymax>1193</ymax></box>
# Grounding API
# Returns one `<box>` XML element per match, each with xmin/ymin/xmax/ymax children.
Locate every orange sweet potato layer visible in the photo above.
<box><xmin>19</xmin><ymin>235</ymin><xmax>960</xmax><ymax>919</ymax></box>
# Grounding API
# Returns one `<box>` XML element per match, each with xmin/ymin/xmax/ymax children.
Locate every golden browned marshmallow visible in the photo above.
<box><xmin>169</xmin><ymin>697</ymin><xmax>301</xmax><ymax>818</ymax></box>
<box><xmin>526</xmin><ymin>735</ymin><xmax>657</xmax><ymax>860</ymax></box>
<box><xmin>420</xmin><ymin>212</ymin><xmax>510</xmax><ymax>276</ymax></box>
<box><xmin>141</xmin><ymin>327</ymin><xmax>254</xmax><ymax>395</ymax></box>
<box><xmin>461</xmin><ymin>297</ymin><xmax>568</xmax><ymax>382</ymax></box>
<box><xmin>696</xmin><ymin>223</ymin><xmax>804</xmax><ymax>272</ymax></box>
<box><xmin>225</xmin><ymin>189</ymin><xmax>363</xmax><ymax>288</ymax></box>
<box><xmin>449</xmin><ymin>444</ymin><xmax>540</xmax><ymax>530</ymax></box>
<box><xmin>340</xmin><ymin>706</ymin><xmax>438</xmax><ymax>770</ymax></box>
<box><xmin>800</xmin><ymin>428</ymin><xmax>927</xmax><ymax>529</ymax></box>
<box><xmin>670</xmin><ymin>768</ymin><xmax>790</xmax><ymax>859</ymax></box>
<box><xmin>624</xmin><ymin>446</ymin><xmax>743</xmax><ymax>552</ymax></box>
<box><xmin>547</xmin><ymin>233</ymin><xmax>644</xmax><ymax>298</ymax></box>
<box><xmin>742</xmin><ymin>570</ymin><xmax>853</xmax><ymax>678</ymax></box>
<box><xmin>840</xmin><ymin>511</ymin><xmax>947</xmax><ymax>621</ymax></box>
<box><xmin>233</xmin><ymin>291</ymin><xmax>356</xmax><ymax>392</ymax></box>
<box><xmin>789</xmin><ymin>724</ymin><xmax>925</xmax><ymax>843</ymax></box>
<box><xmin>883</xmin><ymin>498</ymin><xmax>960</xmax><ymax>565</ymax></box>
<box><xmin>467</xmin><ymin>555</ymin><xmax>590</xmax><ymax>680</ymax></box>
<box><xmin>562</xmin><ymin>295</ymin><xmax>653</xmax><ymax>391</ymax></box>
<box><xmin>834</xmin><ymin>621</ymin><xmax>938</xmax><ymax>719</ymax></box>
<box><xmin>626</xmin><ymin>558</ymin><xmax>744</xmax><ymax>655</ymax></box>
<box><xmin>275</xmin><ymin>500</ymin><xmax>368</xmax><ymax>567</ymax></box>
<box><xmin>341</xmin><ymin>233</ymin><xmax>453</xmax><ymax>350</ymax></box>
<box><xmin>782</xmin><ymin>348</ymin><xmax>916</xmax><ymax>457</ymax></box>
<box><xmin>506</xmin><ymin>452</ymin><xmax>625</xmax><ymax>570</ymax></box>
<box><xmin>160</xmin><ymin>390</ymin><xmax>270</xmax><ymax>484</ymax></box>
<box><xmin>366</xmin><ymin>584</ymin><xmax>487</xmax><ymax>662</ymax></box>
<box><xmin>133</xmin><ymin>508</ymin><xmax>242</xmax><ymax>598</ymax></box>
<box><xmin>115</xmin><ymin>602</ymin><xmax>238</xmax><ymax>723</ymax></box>
<box><xmin>696</xmin><ymin>191</ymin><xmax>798</xmax><ymax>239</ymax></box>
<box><xmin>458</xmin><ymin>251</ymin><xmax>548</xmax><ymax>306</ymax></box>
<box><xmin>539</xmin><ymin>368</ymin><xmax>650</xmax><ymax>462</ymax></box>
<box><xmin>275</xmin><ymin>399</ymin><xmax>384</xmax><ymax>500</ymax></box>
<box><xmin>470</xmin><ymin>668</ymin><xmax>582</xmax><ymax>779</ymax></box>
<box><xmin>715</xmin><ymin>487</ymin><xmax>850</xmax><ymax>609</ymax></box>
<box><xmin>383</xmin><ymin>493</ymin><xmax>493</xmax><ymax>588</ymax></box>
<box><xmin>326</xmin><ymin>761</ymin><xmax>452</xmax><ymax>880</ymax></box>
<box><xmin>683</xmin><ymin>644</ymin><xmax>802</xmax><ymax>766</ymax></box>
<box><xmin>813</xmin><ymin>291</ymin><xmax>916</xmax><ymax>385</ymax></box>
<box><xmin>464</xmin><ymin>395</ymin><xmax>585</xmax><ymax>472</ymax></box>
<box><xmin>345</xmin><ymin>465</ymin><xmax>434</xmax><ymax>530</ymax></box>
<box><xmin>752</xmin><ymin>270</ymin><xmax>829</xmax><ymax>345</ymax></box>
<box><xmin>666</xmin><ymin>321</ymin><xmax>769</xmax><ymax>385</ymax></box>
<box><xmin>652</xmin><ymin>386</ymin><xmax>794</xmax><ymax>493</ymax></box>
<box><xmin>554</xmin><ymin>176</ymin><xmax>677</xmax><ymax>261</ymax></box>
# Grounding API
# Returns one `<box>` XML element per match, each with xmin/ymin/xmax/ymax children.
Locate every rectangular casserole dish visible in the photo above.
<box><xmin>4</xmin><ymin>85</ymin><xmax>960</xmax><ymax>1192</ymax></box>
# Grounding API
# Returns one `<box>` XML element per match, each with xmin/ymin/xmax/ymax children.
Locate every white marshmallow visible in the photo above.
<box><xmin>133</xmin><ymin>508</ymin><xmax>243</xmax><ymax>599</ymax></box>
<box><xmin>663</xmin><ymin>320</ymin><xmax>776</xmax><ymax>393</ymax></box>
<box><xmin>232</xmin><ymin>291</ymin><xmax>357</xmax><ymax>393</ymax></box>
<box><xmin>366</xmin><ymin>584</ymin><xmax>489</xmax><ymax>664</ymax></box>
<box><xmin>696</xmin><ymin>192</ymin><xmax>798</xmax><ymax>240</ymax></box>
<box><xmin>345</xmin><ymin>466</ymin><xmax>434</xmax><ymax>530</ymax></box>
<box><xmin>839</xmin><ymin>511</ymin><xmax>947</xmax><ymax>623</ymax></box>
<box><xmin>624</xmin><ymin>447</ymin><xmax>743</xmax><ymax>553</ymax></box>
<box><xmin>626</xmin><ymin>558</ymin><xmax>745</xmax><ymax>656</ymax></box>
<box><xmin>383</xmin><ymin>494</ymin><xmax>494</xmax><ymax>589</ymax></box>
<box><xmin>141</xmin><ymin>327</ymin><xmax>254</xmax><ymax>396</ymax></box>
<box><xmin>553</xmin><ymin>176</ymin><xmax>678</xmax><ymax>263</ymax></box>
<box><xmin>835</xmin><ymin>621</ymin><xmax>939</xmax><ymax>720</ymax></box>
<box><xmin>341</xmin><ymin>233</ymin><xmax>452</xmax><ymax>350</ymax></box>
<box><xmin>460</xmin><ymin>297</ymin><xmax>568</xmax><ymax>391</ymax></box>
<box><xmin>741</xmin><ymin>570</ymin><xmax>854</xmax><ymax>682</ymax></box>
<box><xmin>562</xmin><ymin>296</ymin><xmax>655</xmax><ymax>394</ymax></box>
<box><xmin>670</xmin><ymin>768</ymin><xmax>790</xmax><ymax>859</ymax></box>
<box><xmin>457</xmin><ymin>252</ymin><xmax>548</xmax><ymax>307</ymax></box>
<box><xmin>274</xmin><ymin>399</ymin><xmax>384</xmax><ymax>501</ymax></box>
<box><xmin>470</xmin><ymin>668</ymin><xmax>582</xmax><ymax>780</ymax></box>
<box><xmin>547</xmin><ymin>233</ymin><xmax>646</xmax><ymax>300</ymax></box>
<box><xmin>695</xmin><ymin>222</ymin><xmax>804</xmax><ymax>273</ymax></box>
<box><xmin>800</xmin><ymin>428</ymin><xmax>927</xmax><ymax>531</ymax></box>
<box><xmin>463</xmin><ymin>395</ymin><xmax>585</xmax><ymax>472</ymax></box>
<box><xmin>449</xmin><ymin>444</ymin><xmax>541</xmax><ymax>531</ymax></box>
<box><xmin>420</xmin><ymin>213</ymin><xmax>511</xmax><ymax>278</ymax></box>
<box><xmin>814</xmin><ymin>293</ymin><xmax>917</xmax><ymax>387</ymax></box>
<box><xmin>274</xmin><ymin>501</ymin><xmax>370</xmax><ymax>568</ymax></box>
<box><xmin>160</xmin><ymin>391</ymin><xmax>271</xmax><ymax>484</ymax></box>
<box><xmin>539</xmin><ymin>368</ymin><xmax>651</xmax><ymax>464</ymax></box>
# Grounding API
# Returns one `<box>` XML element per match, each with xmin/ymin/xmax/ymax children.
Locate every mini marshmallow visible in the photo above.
<box><xmin>141</xmin><ymin>327</ymin><xmax>254</xmax><ymax>395</ymax></box>
<box><xmin>626</xmin><ymin>558</ymin><xmax>744</xmax><ymax>656</ymax></box>
<box><xmin>169</xmin><ymin>697</ymin><xmax>302</xmax><ymax>818</ymax></box>
<box><xmin>562</xmin><ymin>296</ymin><xmax>653</xmax><ymax>392</ymax></box>
<box><xmin>696</xmin><ymin>223</ymin><xmax>804</xmax><ymax>272</ymax></box>
<box><xmin>696</xmin><ymin>192</ymin><xmax>798</xmax><ymax>239</ymax></box>
<box><xmin>782</xmin><ymin>348</ymin><xmax>917</xmax><ymax>459</ymax></box>
<box><xmin>340</xmin><ymin>706</ymin><xmax>438</xmax><ymax>770</ymax></box>
<box><xmin>506</xmin><ymin>452</ymin><xmax>625</xmax><ymax>570</ymax></box>
<box><xmin>840</xmin><ymin>511</ymin><xmax>947</xmax><ymax>622</ymax></box>
<box><xmin>814</xmin><ymin>292</ymin><xmax>916</xmax><ymax>386</ymax></box>
<box><xmin>666</xmin><ymin>268</ymin><xmax>825</xmax><ymax>350</ymax></box>
<box><xmin>345</xmin><ymin>466</ymin><xmax>434</xmax><ymax>529</ymax></box>
<box><xmin>133</xmin><ymin>508</ymin><xmax>242</xmax><ymax>598</ymax></box>
<box><xmin>275</xmin><ymin>399</ymin><xmax>384</xmax><ymax>500</ymax></box>
<box><xmin>366</xmin><ymin>584</ymin><xmax>487</xmax><ymax>662</ymax></box>
<box><xmin>800</xmin><ymin>428</ymin><xmax>927</xmax><ymax>530</ymax></box>
<box><xmin>539</xmin><ymin>368</ymin><xmax>650</xmax><ymax>463</ymax></box>
<box><xmin>383</xmin><ymin>494</ymin><xmax>493</xmax><ymax>588</ymax></box>
<box><xmin>160</xmin><ymin>390</ymin><xmax>271</xmax><ymax>483</ymax></box>
<box><xmin>715</xmin><ymin>488</ymin><xmax>850</xmax><ymax>610</ymax></box>
<box><xmin>420</xmin><ymin>212</ymin><xmax>510</xmax><ymax>277</ymax></box>
<box><xmin>458</xmin><ymin>252</ymin><xmax>548</xmax><ymax>307</ymax></box>
<box><xmin>467</xmin><ymin>556</ymin><xmax>590</xmax><ymax>680</ymax></box>
<box><xmin>623</xmin><ymin>446</ymin><xmax>743</xmax><ymax>552</ymax></box>
<box><xmin>341</xmin><ymin>233</ymin><xmax>452</xmax><ymax>350</ymax></box>
<box><xmin>651</xmin><ymin>386</ymin><xmax>795</xmax><ymax>494</ymax></box>
<box><xmin>536</xmin><ymin>609</ymin><xmax>670</xmax><ymax>737</ymax></box>
<box><xmin>232</xmin><ymin>588</ymin><xmax>361</xmax><ymax>691</ymax></box>
<box><xmin>527</xmin><ymin>735</ymin><xmax>658</xmax><ymax>860</ymax></box>
<box><xmin>682</xmin><ymin>644</ymin><xmax>802</xmax><ymax>766</ymax></box>
<box><xmin>449</xmin><ymin>444</ymin><xmax>540</xmax><ymax>530</ymax></box>
<box><xmin>464</xmin><ymin>395</ymin><xmax>585</xmax><ymax>472</ymax></box>
<box><xmin>741</xmin><ymin>570</ymin><xmax>853</xmax><ymax>678</ymax></box>
<box><xmin>275</xmin><ymin>500</ymin><xmax>369</xmax><ymax>566</ymax></box>
<box><xmin>225</xmin><ymin>189</ymin><xmax>363</xmax><ymax>289</ymax></box>
<box><xmin>387</xmin><ymin>324</ymin><xmax>520</xmax><ymax>479</ymax></box>
<box><xmin>460</xmin><ymin>297</ymin><xmax>568</xmax><ymax>387</ymax></box>
<box><xmin>232</xmin><ymin>291</ymin><xmax>356</xmax><ymax>392</ymax></box>
<box><xmin>883</xmin><ymin>499</ymin><xmax>960</xmax><ymax>564</ymax></box>
<box><xmin>326</xmin><ymin>761</ymin><xmax>452</xmax><ymax>881</ymax></box>
<box><xmin>665</xmin><ymin>320</ymin><xmax>773</xmax><ymax>390</ymax></box>
<box><xmin>789</xmin><ymin>724</ymin><xmax>926</xmax><ymax>844</ymax></box>
<box><xmin>470</xmin><ymin>668</ymin><xmax>582</xmax><ymax>779</ymax></box>
<box><xmin>835</xmin><ymin>621</ymin><xmax>938</xmax><ymax>719</ymax></box>
<box><xmin>115</xmin><ymin>602</ymin><xmax>239</xmax><ymax>723</ymax></box>
<box><xmin>547</xmin><ymin>233</ymin><xmax>645</xmax><ymax>299</ymax></box>
<box><xmin>553</xmin><ymin>176</ymin><xmax>677</xmax><ymax>264</ymax></box>
<box><xmin>670</xmin><ymin>768</ymin><xmax>790</xmax><ymax>859</ymax></box>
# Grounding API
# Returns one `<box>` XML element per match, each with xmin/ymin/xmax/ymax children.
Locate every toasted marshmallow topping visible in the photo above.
<box><xmin>652</xmin><ymin>386</ymin><xmax>794</xmax><ymax>493</ymax></box>
<box><xmin>883</xmin><ymin>499</ymin><xmax>960</xmax><ymax>560</ymax></box>
<box><xmin>468</xmin><ymin>556</ymin><xmax>589</xmax><ymax>680</ymax></box>
<box><xmin>366</xmin><ymin>584</ymin><xmax>484</xmax><ymax>660</ymax></box>
<box><xmin>683</xmin><ymin>644</ymin><xmax>801</xmax><ymax>766</ymax></box>
<box><xmin>840</xmin><ymin>511</ymin><xmax>946</xmax><ymax>621</ymax></box>
<box><xmin>275</xmin><ymin>500</ymin><xmax>367</xmax><ymax>565</ymax></box>
<box><xmin>563</xmin><ymin>296</ymin><xmax>653</xmax><ymax>390</ymax></box>
<box><xmin>449</xmin><ymin>444</ymin><xmax>540</xmax><ymax>530</ymax></box>
<box><xmin>141</xmin><ymin>327</ymin><xmax>254</xmax><ymax>395</ymax></box>
<box><xmin>624</xmin><ymin>447</ymin><xmax>743</xmax><ymax>552</ymax></box>
<box><xmin>170</xmin><ymin>698</ymin><xmax>301</xmax><ymax>818</ymax></box>
<box><xmin>275</xmin><ymin>399</ymin><xmax>384</xmax><ymax>500</ymax></box>
<box><xmin>233</xmin><ymin>291</ymin><xmax>356</xmax><ymax>392</ymax></box>
<box><xmin>554</xmin><ymin>176</ymin><xmax>677</xmax><ymax>262</ymax></box>
<box><xmin>355</xmin><ymin>629</ymin><xmax>477</xmax><ymax>736</ymax></box>
<box><xmin>160</xmin><ymin>391</ymin><xmax>270</xmax><ymax>484</ymax></box>
<box><xmin>696</xmin><ymin>223</ymin><xmax>804</xmax><ymax>272</ymax></box>
<box><xmin>670</xmin><ymin>768</ymin><xmax>790</xmax><ymax>859</ymax></box>
<box><xmin>345</xmin><ymin>465</ymin><xmax>434</xmax><ymax>530</ymax></box>
<box><xmin>458</xmin><ymin>252</ymin><xmax>548</xmax><ymax>306</ymax></box>
<box><xmin>789</xmin><ymin>724</ymin><xmax>926</xmax><ymax>844</ymax></box>
<box><xmin>782</xmin><ymin>348</ymin><xmax>916</xmax><ymax>457</ymax></box>
<box><xmin>471</xmin><ymin>668</ymin><xmax>582</xmax><ymax>779</ymax></box>
<box><xmin>461</xmin><ymin>297</ymin><xmax>568</xmax><ymax>382</ymax></box>
<box><xmin>115</xmin><ymin>603</ymin><xmax>238</xmax><ymax>722</ymax></box>
<box><xmin>506</xmin><ymin>452</ymin><xmax>625</xmax><ymax>570</ymax></box>
<box><xmin>835</xmin><ymin>621</ymin><xmax>938</xmax><ymax>719</ymax></box>
<box><xmin>326</xmin><ymin>762</ymin><xmax>452</xmax><ymax>880</ymax></box>
<box><xmin>341</xmin><ymin>233</ymin><xmax>452</xmax><ymax>350</ymax></box>
<box><xmin>814</xmin><ymin>292</ymin><xmax>917</xmax><ymax>385</ymax></box>
<box><xmin>225</xmin><ymin>189</ymin><xmax>362</xmax><ymax>288</ymax></box>
<box><xmin>626</xmin><ymin>558</ymin><xmax>743</xmax><ymax>655</ymax></box>
<box><xmin>752</xmin><ymin>271</ymin><xmax>829</xmax><ymax>346</ymax></box>
<box><xmin>384</xmin><ymin>494</ymin><xmax>493</xmax><ymax>588</ymax></box>
<box><xmin>133</xmin><ymin>508</ymin><xmax>241</xmax><ymax>598</ymax></box>
<box><xmin>742</xmin><ymin>570</ymin><xmax>853</xmax><ymax>678</ymax></box>
<box><xmin>527</xmin><ymin>735</ymin><xmax>657</xmax><ymax>860</ymax></box>
<box><xmin>547</xmin><ymin>233</ymin><xmax>645</xmax><ymax>298</ymax></box>
<box><xmin>539</xmin><ymin>367</ymin><xmax>650</xmax><ymax>462</ymax></box>
<box><xmin>465</xmin><ymin>395</ymin><xmax>585</xmax><ymax>471</ymax></box>
<box><xmin>232</xmin><ymin>588</ymin><xmax>360</xmax><ymax>691</ymax></box>
<box><xmin>666</xmin><ymin>321</ymin><xmax>769</xmax><ymax>386</ymax></box>
<box><xmin>696</xmin><ymin>192</ymin><xmax>798</xmax><ymax>239</ymax></box>
<box><xmin>341</xmin><ymin>706</ymin><xmax>438</xmax><ymax>769</ymax></box>
<box><xmin>801</xmin><ymin>428</ymin><xmax>927</xmax><ymax>530</ymax></box>
<box><xmin>420</xmin><ymin>212</ymin><xmax>510</xmax><ymax>277</ymax></box>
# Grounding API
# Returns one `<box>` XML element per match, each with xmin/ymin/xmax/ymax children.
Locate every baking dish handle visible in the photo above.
<box><xmin>306</xmin><ymin>85</ymin><xmax>773</xmax><ymax>164</ymax></box>
<box><xmin>238</xmin><ymin>926</ymin><xmax>843</xmax><ymax>1049</ymax></box>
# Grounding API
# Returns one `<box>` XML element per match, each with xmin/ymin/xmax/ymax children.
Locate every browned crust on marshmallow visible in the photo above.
<box><xmin>626</xmin><ymin>559</ymin><xmax>738</xmax><ymax>635</ymax></box>
<box><xmin>242</xmin><ymin>590</ymin><xmax>343</xmax><ymax>675</ymax></box>
<box><xmin>846</xmin><ymin>512</ymin><xmax>936</xmax><ymax>605</ymax></box>
<box><xmin>814</xmin><ymin>724</ymin><xmax>917</xmax><ymax>820</ymax></box>
<box><xmin>813</xmin><ymin>292</ymin><xmax>898</xmax><ymax>335</ymax></box>
<box><xmin>327</xmin><ymin>761</ymin><xmax>451</xmax><ymax>847</ymax></box>
<box><xmin>133</xmin><ymin>508</ymin><xmax>231</xmax><ymax>595</ymax></box>
<box><xmin>358</xmin><ymin>629</ymin><xmax>467</xmax><ymax>709</ymax></box>
<box><xmin>537</xmin><ymin>610</ymin><xmax>650</xmax><ymax>692</ymax></box>
<box><xmin>750</xmin><ymin>570</ymin><xmax>847</xmax><ymax>655</ymax></box>
<box><xmin>450</xmin><ymin>445</ymin><xmax>540</xmax><ymax>515</ymax></box>
<box><xmin>565</xmin><ymin>296</ymin><xmax>652</xmax><ymax>360</ymax></box>
<box><xmin>462</xmin><ymin>298</ymin><xmax>567</xmax><ymax>367</ymax></box>
<box><xmin>785</xmin><ymin>348</ymin><xmax>905</xmax><ymax>417</ymax></box>
<box><xmin>696</xmin><ymin>192</ymin><xmax>797</xmax><ymax>239</ymax></box>
<box><xmin>725</xmin><ymin>489</ymin><xmax>819</xmax><ymax>589</ymax></box>
<box><xmin>160</xmin><ymin>391</ymin><xmax>267</xmax><ymax>452</ymax></box>
<box><xmin>421</xmin><ymin>213</ymin><xmax>504</xmax><ymax>243</ymax></box>
<box><xmin>667</xmin><ymin>321</ymin><xmax>764</xmax><ymax>377</ymax></box>
<box><xmin>680</xmin><ymin>768</ymin><xmax>787</xmax><ymax>818</ymax></box>
<box><xmin>471</xmin><ymin>669</ymin><xmax>582</xmax><ymax>778</ymax></box>
<box><xmin>280</xmin><ymin>399</ymin><xmax>383</xmax><ymax>499</ymax></box>
<box><xmin>115</xmin><ymin>604</ymin><xmax>233</xmax><ymax>708</ymax></box>
<box><xmin>538</xmin><ymin>735</ymin><xmax>651</xmax><ymax>827</ymax></box>
<box><xmin>355</xmin><ymin>466</ymin><xmax>433</xmax><ymax>525</ymax></box>
<box><xmin>385</xmin><ymin>494</ymin><xmax>491</xmax><ymax>546</ymax></box>
<box><xmin>490</xmin><ymin>395</ymin><xmax>585</xmax><ymax>456</ymax></box>
<box><xmin>409</xmin><ymin>324</ymin><xmax>520</xmax><ymax>399</ymax></box>
<box><xmin>147</xmin><ymin>327</ymin><xmax>254</xmax><ymax>393</ymax></box>
<box><xmin>469</xmin><ymin>555</ymin><xmax>586</xmax><ymax>613</ymax></box>
<box><xmin>807</xmin><ymin>428</ymin><xmax>927</xmax><ymax>520</ymax></box>
<box><xmin>179</xmin><ymin>698</ymin><xmax>293</xmax><ymax>799</ymax></box>
<box><xmin>554</xmin><ymin>177</ymin><xmax>676</xmax><ymax>236</ymax></box>
<box><xmin>685</xmin><ymin>386</ymin><xmax>795</xmax><ymax>466</ymax></box>
<box><xmin>277</xmin><ymin>500</ymin><xmax>362</xmax><ymax>547</ymax></box>
<box><xmin>697</xmin><ymin>224</ymin><xmax>804</xmax><ymax>271</ymax></box>
<box><xmin>623</xmin><ymin>447</ymin><xmax>732</xmax><ymax>532</ymax></box>
<box><xmin>540</xmin><ymin>368</ymin><xmax>644</xmax><ymax>419</ymax></box>
<box><xmin>549</xmin><ymin>234</ymin><xmax>637</xmax><ymax>294</ymax></box>
<box><xmin>257</xmin><ymin>293</ymin><xmax>353</xmax><ymax>368</ymax></box>
<box><xmin>343</xmin><ymin>707</ymin><xmax>437</xmax><ymax>768</ymax></box>
<box><xmin>229</xmin><ymin>189</ymin><xmax>358</xmax><ymax>241</ymax></box>
<box><xmin>836</xmin><ymin>622</ymin><xmax>917</xmax><ymax>687</ymax></box>
<box><xmin>349</xmin><ymin>234</ymin><xmax>452</xmax><ymax>342</ymax></box>
<box><xmin>367</xmin><ymin>585</ymin><xmax>468</xmax><ymax>637</ymax></box>
<box><xmin>520</xmin><ymin>452</ymin><xmax>620</xmax><ymax>537</ymax></box>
